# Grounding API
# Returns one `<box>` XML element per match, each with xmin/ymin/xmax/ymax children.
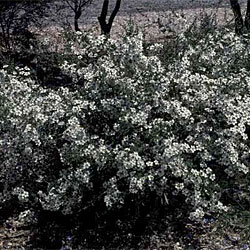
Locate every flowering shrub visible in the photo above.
<box><xmin>1</xmin><ymin>27</ymin><xmax>250</xmax><ymax>247</ymax></box>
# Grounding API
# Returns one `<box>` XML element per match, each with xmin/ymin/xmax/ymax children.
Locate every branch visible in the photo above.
<box><xmin>65</xmin><ymin>0</ymin><xmax>76</xmax><ymax>12</ymax></box>
<box><xmin>99</xmin><ymin>0</ymin><xmax>109</xmax><ymax>22</ymax></box>
<box><xmin>247</xmin><ymin>0</ymin><xmax>250</xmax><ymax>15</ymax></box>
<box><xmin>230</xmin><ymin>0</ymin><xmax>243</xmax><ymax>34</ymax></box>
<box><xmin>79</xmin><ymin>0</ymin><xmax>92</xmax><ymax>9</ymax></box>
<box><xmin>108</xmin><ymin>0</ymin><xmax>121</xmax><ymax>27</ymax></box>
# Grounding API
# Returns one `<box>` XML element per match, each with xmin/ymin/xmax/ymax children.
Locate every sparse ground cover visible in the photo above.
<box><xmin>1</xmin><ymin>3</ymin><xmax>250</xmax><ymax>250</ymax></box>
<box><xmin>38</xmin><ymin>0</ymin><xmax>238</xmax><ymax>49</ymax></box>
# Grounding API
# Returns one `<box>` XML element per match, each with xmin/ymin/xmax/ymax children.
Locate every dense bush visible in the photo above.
<box><xmin>1</xmin><ymin>27</ymin><xmax>250</xmax><ymax>248</ymax></box>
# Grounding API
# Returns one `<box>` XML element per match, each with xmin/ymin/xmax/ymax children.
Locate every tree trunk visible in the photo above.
<box><xmin>74</xmin><ymin>17</ymin><xmax>80</xmax><ymax>32</ymax></box>
<box><xmin>245</xmin><ymin>0</ymin><xmax>250</xmax><ymax>31</ymax></box>
<box><xmin>74</xmin><ymin>10</ymin><xmax>82</xmax><ymax>32</ymax></box>
<box><xmin>230</xmin><ymin>0</ymin><xmax>244</xmax><ymax>34</ymax></box>
<box><xmin>98</xmin><ymin>0</ymin><xmax>121</xmax><ymax>35</ymax></box>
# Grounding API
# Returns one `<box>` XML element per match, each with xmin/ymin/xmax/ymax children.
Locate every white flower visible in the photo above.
<box><xmin>12</xmin><ymin>187</ymin><xmax>29</xmax><ymax>203</ymax></box>
<box><xmin>189</xmin><ymin>207</ymin><xmax>205</xmax><ymax>221</ymax></box>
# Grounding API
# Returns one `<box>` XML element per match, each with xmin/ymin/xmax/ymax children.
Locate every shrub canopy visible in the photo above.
<box><xmin>0</xmin><ymin>27</ymin><xmax>250</xmax><ymax>247</ymax></box>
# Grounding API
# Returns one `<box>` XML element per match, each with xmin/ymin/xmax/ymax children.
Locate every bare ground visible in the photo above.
<box><xmin>37</xmin><ymin>0</ymin><xmax>246</xmax><ymax>44</ymax></box>
<box><xmin>37</xmin><ymin>2</ymin><xmax>240</xmax><ymax>48</ymax></box>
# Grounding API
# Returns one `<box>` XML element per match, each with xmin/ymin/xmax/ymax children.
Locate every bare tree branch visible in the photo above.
<box><xmin>245</xmin><ymin>0</ymin><xmax>250</xmax><ymax>30</ymax></box>
<box><xmin>63</xmin><ymin>0</ymin><xmax>92</xmax><ymax>31</ymax></box>
<box><xmin>65</xmin><ymin>0</ymin><xmax>76</xmax><ymax>12</ymax></box>
<box><xmin>99</xmin><ymin>0</ymin><xmax>109</xmax><ymax>22</ymax></box>
<box><xmin>0</xmin><ymin>0</ymin><xmax>51</xmax><ymax>50</ymax></box>
<box><xmin>230</xmin><ymin>0</ymin><xmax>244</xmax><ymax>34</ymax></box>
<box><xmin>108</xmin><ymin>0</ymin><xmax>121</xmax><ymax>27</ymax></box>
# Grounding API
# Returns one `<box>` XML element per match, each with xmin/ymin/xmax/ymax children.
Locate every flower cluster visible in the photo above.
<box><xmin>12</xmin><ymin>187</ymin><xmax>30</xmax><ymax>203</ymax></box>
<box><xmin>1</xmin><ymin>27</ymin><xmax>250</xmax><ymax>226</ymax></box>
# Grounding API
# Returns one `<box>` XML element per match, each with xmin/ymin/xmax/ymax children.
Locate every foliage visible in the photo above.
<box><xmin>0</xmin><ymin>0</ymin><xmax>51</xmax><ymax>50</ymax></box>
<box><xmin>1</xmin><ymin>24</ymin><xmax>250</xmax><ymax>248</ymax></box>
